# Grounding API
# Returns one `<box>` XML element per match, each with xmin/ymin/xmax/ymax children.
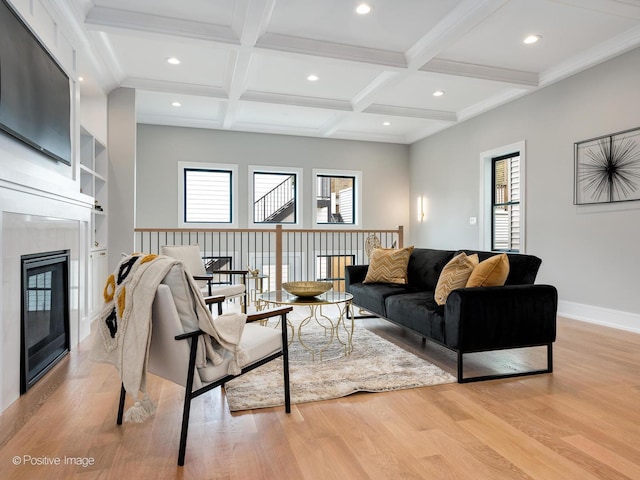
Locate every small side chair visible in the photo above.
<box><xmin>161</xmin><ymin>244</ymin><xmax>248</xmax><ymax>313</ymax></box>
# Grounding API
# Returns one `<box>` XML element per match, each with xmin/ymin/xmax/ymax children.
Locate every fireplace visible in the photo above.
<box><xmin>20</xmin><ymin>250</ymin><xmax>70</xmax><ymax>393</ymax></box>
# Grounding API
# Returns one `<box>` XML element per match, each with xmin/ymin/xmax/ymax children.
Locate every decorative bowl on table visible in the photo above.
<box><xmin>282</xmin><ymin>281</ymin><xmax>332</xmax><ymax>297</ymax></box>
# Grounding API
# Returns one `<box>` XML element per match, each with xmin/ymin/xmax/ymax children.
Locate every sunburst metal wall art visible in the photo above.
<box><xmin>574</xmin><ymin>127</ymin><xmax>640</xmax><ymax>205</ymax></box>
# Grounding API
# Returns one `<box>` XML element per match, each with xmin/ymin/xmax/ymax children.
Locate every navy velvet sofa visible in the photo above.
<box><xmin>345</xmin><ymin>248</ymin><xmax>558</xmax><ymax>383</ymax></box>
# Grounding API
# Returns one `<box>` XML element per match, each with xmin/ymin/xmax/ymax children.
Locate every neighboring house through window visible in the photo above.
<box><xmin>479</xmin><ymin>142</ymin><xmax>526</xmax><ymax>253</ymax></box>
<box><xmin>178</xmin><ymin>162</ymin><xmax>238</xmax><ymax>227</ymax></box>
<box><xmin>313</xmin><ymin>169</ymin><xmax>361</xmax><ymax>226</ymax></box>
<box><xmin>492</xmin><ymin>153</ymin><xmax>520</xmax><ymax>252</ymax></box>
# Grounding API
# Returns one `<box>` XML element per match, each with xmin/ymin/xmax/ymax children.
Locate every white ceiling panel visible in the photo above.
<box><xmin>373</xmin><ymin>71</ymin><xmax>519</xmax><ymax>112</ymax></box>
<box><xmin>234</xmin><ymin>102</ymin><xmax>338</xmax><ymax>130</ymax></box>
<box><xmin>105</xmin><ymin>32</ymin><xmax>231</xmax><ymax>88</ymax></box>
<box><xmin>92</xmin><ymin>0</ymin><xmax>237</xmax><ymax>26</ymax></box>
<box><xmin>266</xmin><ymin>0</ymin><xmax>463</xmax><ymax>53</ymax></box>
<box><xmin>136</xmin><ymin>91</ymin><xmax>223</xmax><ymax>120</ymax></box>
<box><xmin>437</xmin><ymin>0</ymin><xmax>640</xmax><ymax>72</ymax></box>
<box><xmin>246</xmin><ymin>53</ymin><xmax>384</xmax><ymax>101</ymax></box>
<box><xmin>68</xmin><ymin>0</ymin><xmax>640</xmax><ymax>144</ymax></box>
<box><xmin>334</xmin><ymin>112</ymin><xmax>450</xmax><ymax>142</ymax></box>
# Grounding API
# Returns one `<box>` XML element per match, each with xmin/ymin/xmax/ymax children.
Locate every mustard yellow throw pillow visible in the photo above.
<box><xmin>363</xmin><ymin>246</ymin><xmax>414</xmax><ymax>284</ymax></box>
<box><xmin>466</xmin><ymin>253</ymin><xmax>510</xmax><ymax>287</ymax></box>
<box><xmin>434</xmin><ymin>252</ymin><xmax>479</xmax><ymax>305</ymax></box>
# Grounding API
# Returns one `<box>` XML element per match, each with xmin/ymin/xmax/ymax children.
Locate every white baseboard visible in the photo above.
<box><xmin>558</xmin><ymin>300</ymin><xmax>640</xmax><ymax>334</ymax></box>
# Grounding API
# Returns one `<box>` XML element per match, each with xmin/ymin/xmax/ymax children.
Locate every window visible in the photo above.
<box><xmin>179</xmin><ymin>162</ymin><xmax>237</xmax><ymax>227</ymax></box>
<box><xmin>492</xmin><ymin>153</ymin><xmax>520</xmax><ymax>252</ymax></box>
<box><xmin>316</xmin><ymin>254</ymin><xmax>354</xmax><ymax>292</ymax></box>
<box><xmin>479</xmin><ymin>142</ymin><xmax>525</xmax><ymax>253</ymax></box>
<box><xmin>253</xmin><ymin>171</ymin><xmax>297</xmax><ymax>224</ymax></box>
<box><xmin>313</xmin><ymin>170</ymin><xmax>361</xmax><ymax>225</ymax></box>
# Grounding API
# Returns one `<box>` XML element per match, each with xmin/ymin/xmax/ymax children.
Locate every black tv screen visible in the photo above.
<box><xmin>0</xmin><ymin>0</ymin><xmax>71</xmax><ymax>165</ymax></box>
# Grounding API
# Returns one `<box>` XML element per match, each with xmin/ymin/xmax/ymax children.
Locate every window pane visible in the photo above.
<box><xmin>253</xmin><ymin>172</ymin><xmax>296</xmax><ymax>223</ymax></box>
<box><xmin>492</xmin><ymin>154</ymin><xmax>520</xmax><ymax>252</ymax></box>
<box><xmin>184</xmin><ymin>169</ymin><xmax>231</xmax><ymax>223</ymax></box>
<box><xmin>316</xmin><ymin>175</ymin><xmax>354</xmax><ymax>224</ymax></box>
<box><xmin>316</xmin><ymin>255</ymin><xmax>354</xmax><ymax>292</ymax></box>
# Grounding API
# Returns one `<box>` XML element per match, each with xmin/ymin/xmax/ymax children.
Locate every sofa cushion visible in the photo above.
<box><xmin>406</xmin><ymin>248</ymin><xmax>457</xmax><ymax>291</ymax></box>
<box><xmin>434</xmin><ymin>252</ymin><xmax>479</xmax><ymax>305</ymax></box>
<box><xmin>466</xmin><ymin>253</ymin><xmax>509</xmax><ymax>287</ymax></box>
<box><xmin>384</xmin><ymin>292</ymin><xmax>446</xmax><ymax>343</ymax></box>
<box><xmin>364</xmin><ymin>246</ymin><xmax>414</xmax><ymax>284</ymax></box>
<box><xmin>348</xmin><ymin>282</ymin><xmax>413</xmax><ymax>317</ymax></box>
<box><xmin>456</xmin><ymin>250</ymin><xmax>541</xmax><ymax>285</ymax></box>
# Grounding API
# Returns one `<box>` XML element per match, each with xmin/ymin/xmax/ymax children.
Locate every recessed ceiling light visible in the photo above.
<box><xmin>355</xmin><ymin>3</ymin><xmax>372</xmax><ymax>15</ymax></box>
<box><xmin>78</xmin><ymin>76</ymin><xmax>84</xmax><ymax>82</ymax></box>
<box><xmin>383</xmin><ymin>121</ymin><xmax>391</xmax><ymax>126</ymax></box>
<box><xmin>171</xmin><ymin>101</ymin><xmax>181</xmax><ymax>107</ymax></box>
<box><xmin>523</xmin><ymin>35</ymin><xmax>541</xmax><ymax>45</ymax></box>
<box><xmin>433</xmin><ymin>90</ymin><xmax>445</xmax><ymax>97</ymax></box>
<box><xmin>307</xmin><ymin>74</ymin><xmax>319</xmax><ymax>82</ymax></box>
<box><xmin>166</xmin><ymin>57</ymin><xmax>181</xmax><ymax>65</ymax></box>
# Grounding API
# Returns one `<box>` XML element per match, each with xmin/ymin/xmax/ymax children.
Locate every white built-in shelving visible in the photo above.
<box><xmin>79</xmin><ymin>126</ymin><xmax>108</xmax><ymax>251</ymax></box>
<box><xmin>80</xmin><ymin>126</ymin><xmax>109</xmax><ymax>316</ymax></box>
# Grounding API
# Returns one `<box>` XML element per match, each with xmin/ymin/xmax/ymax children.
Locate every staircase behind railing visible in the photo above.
<box><xmin>254</xmin><ymin>175</ymin><xmax>295</xmax><ymax>223</ymax></box>
<box><xmin>135</xmin><ymin>225</ymin><xmax>403</xmax><ymax>293</ymax></box>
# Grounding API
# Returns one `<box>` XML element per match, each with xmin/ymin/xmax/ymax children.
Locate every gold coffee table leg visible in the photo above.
<box><xmin>335</xmin><ymin>300</ymin><xmax>354</xmax><ymax>356</ymax></box>
<box><xmin>297</xmin><ymin>305</ymin><xmax>339</xmax><ymax>361</ymax></box>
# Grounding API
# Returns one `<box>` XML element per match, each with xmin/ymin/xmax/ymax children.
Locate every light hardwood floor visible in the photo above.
<box><xmin>1</xmin><ymin>315</ymin><xmax>640</xmax><ymax>480</ymax></box>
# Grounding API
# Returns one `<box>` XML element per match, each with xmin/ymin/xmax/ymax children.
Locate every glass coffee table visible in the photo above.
<box><xmin>257</xmin><ymin>290</ymin><xmax>354</xmax><ymax>361</ymax></box>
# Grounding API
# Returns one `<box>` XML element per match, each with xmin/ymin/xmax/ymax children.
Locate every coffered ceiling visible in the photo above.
<box><xmin>65</xmin><ymin>0</ymin><xmax>640</xmax><ymax>143</ymax></box>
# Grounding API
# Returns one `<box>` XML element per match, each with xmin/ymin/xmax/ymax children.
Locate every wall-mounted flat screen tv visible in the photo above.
<box><xmin>0</xmin><ymin>0</ymin><xmax>71</xmax><ymax>166</ymax></box>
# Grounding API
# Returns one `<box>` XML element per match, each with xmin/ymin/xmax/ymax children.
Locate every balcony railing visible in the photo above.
<box><xmin>135</xmin><ymin>225</ymin><xmax>403</xmax><ymax>292</ymax></box>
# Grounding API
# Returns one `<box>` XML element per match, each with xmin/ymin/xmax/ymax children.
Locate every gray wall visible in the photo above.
<box><xmin>136</xmin><ymin>126</ymin><xmax>410</xmax><ymax>233</ymax></box>
<box><xmin>108</xmin><ymin>88</ymin><xmax>137</xmax><ymax>272</ymax></box>
<box><xmin>410</xmin><ymin>46</ymin><xmax>640</xmax><ymax>322</ymax></box>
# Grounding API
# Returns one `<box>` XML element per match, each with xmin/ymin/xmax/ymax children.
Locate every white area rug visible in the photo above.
<box><xmin>224</xmin><ymin>318</ymin><xmax>456</xmax><ymax>412</ymax></box>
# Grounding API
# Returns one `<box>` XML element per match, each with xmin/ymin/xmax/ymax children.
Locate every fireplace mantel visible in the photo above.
<box><xmin>1</xmin><ymin>181</ymin><xmax>92</xmax><ymax>413</ymax></box>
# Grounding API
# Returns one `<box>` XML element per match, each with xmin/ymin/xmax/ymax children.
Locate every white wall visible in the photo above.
<box><xmin>410</xmin><ymin>46</ymin><xmax>640</xmax><ymax>331</ymax></box>
<box><xmin>0</xmin><ymin>0</ymin><xmax>109</xmax><ymax>412</ymax></box>
<box><xmin>136</xmin><ymin>126</ymin><xmax>410</xmax><ymax>233</ymax></box>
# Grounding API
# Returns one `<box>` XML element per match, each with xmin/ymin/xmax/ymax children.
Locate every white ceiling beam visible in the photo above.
<box><xmin>404</xmin><ymin>123</ymin><xmax>454</xmax><ymax>144</ymax></box>
<box><xmin>329</xmin><ymin>129</ymin><xmax>409</xmax><ymax>144</ymax></box>
<box><xmin>405</xmin><ymin>0</ymin><xmax>509</xmax><ymax>70</ymax></box>
<box><xmin>539</xmin><ymin>24</ymin><xmax>640</xmax><ymax>86</ymax></box>
<box><xmin>331</xmin><ymin>0</ymin><xmax>508</xmax><ymax>138</ymax></box>
<box><xmin>223</xmin><ymin>0</ymin><xmax>276</xmax><ymax>129</ymax></box>
<box><xmin>239</xmin><ymin>0</ymin><xmax>276</xmax><ymax>46</ymax></box>
<box><xmin>350</xmin><ymin>71</ymin><xmax>403</xmax><ymax>112</ymax></box>
<box><xmin>241</xmin><ymin>91</ymin><xmax>352</xmax><ymax>111</ymax></box>
<box><xmin>120</xmin><ymin>77</ymin><xmax>228</xmax><ymax>99</ymax></box>
<box><xmin>88</xmin><ymin>31</ymin><xmax>126</xmax><ymax>87</ymax></box>
<box><xmin>548</xmin><ymin>0</ymin><xmax>640</xmax><ymax>19</ymax></box>
<box><xmin>320</xmin><ymin>112</ymin><xmax>352</xmax><ymax>138</ymax></box>
<box><xmin>364</xmin><ymin>105</ymin><xmax>457</xmax><ymax>123</ymax></box>
<box><xmin>421</xmin><ymin>58</ymin><xmax>538</xmax><ymax>87</ymax></box>
<box><xmin>256</xmin><ymin>33</ymin><xmax>407</xmax><ymax>68</ymax></box>
<box><xmin>46</xmin><ymin>0</ymin><xmax>120</xmax><ymax>90</ymax></box>
<box><xmin>137</xmin><ymin>114</ymin><xmax>223</xmax><ymax>130</ymax></box>
<box><xmin>84</xmin><ymin>6</ymin><xmax>239</xmax><ymax>44</ymax></box>
<box><xmin>457</xmin><ymin>87</ymin><xmax>530</xmax><ymax>121</ymax></box>
<box><xmin>229</xmin><ymin>121</ymin><xmax>326</xmax><ymax>138</ymax></box>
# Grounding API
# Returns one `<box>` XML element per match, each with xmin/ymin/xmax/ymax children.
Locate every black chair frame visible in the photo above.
<box><xmin>117</xmin><ymin>296</ymin><xmax>292</xmax><ymax>466</ymax></box>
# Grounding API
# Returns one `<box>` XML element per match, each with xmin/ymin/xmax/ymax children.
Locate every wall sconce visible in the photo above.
<box><xmin>417</xmin><ymin>196</ymin><xmax>427</xmax><ymax>222</ymax></box>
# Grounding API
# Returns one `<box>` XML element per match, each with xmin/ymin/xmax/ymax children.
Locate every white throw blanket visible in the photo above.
<box><xmin>90</xmin><ymin>254</ymin><xmax>248</xmax><ymax>422</ymax></box>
